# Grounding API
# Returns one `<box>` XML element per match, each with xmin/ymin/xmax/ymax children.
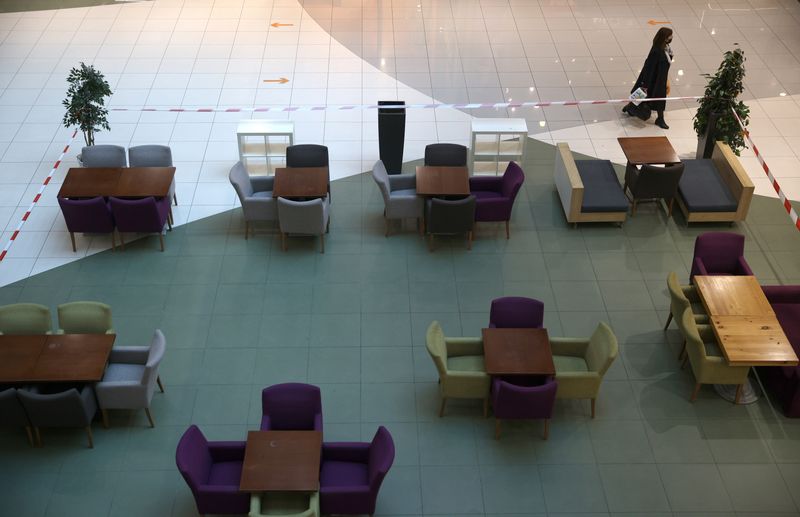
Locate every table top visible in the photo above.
<box><xmin>617</xmin><ymin>137</ymin><xmax>681</xmax><ymax>165</ymax></box>
<box><xmin>58</xmin><ymin>167</ymin><xmax>175</xmax><ymax>198</ymax></box>
<box><xmin>415</xmin><ymin>166</ymin><xmax>470</xmax><ymax>196</ymax></box>
<box><xmin>0</xmin><ymin>334</ymin><xmax>115</xmax><ymax>383</ymax></box>
<box><xmin>709</xmin><ymin>315</ymin><xmax>798</xmax><ymax>366</ymax></box>
<box><xmin>482</xmin><ymin>328</ymin><xmax>555</xmax><ymax>376</ymax></box>
<box><xmin>273</xmin><ymin>167</ymin><xmax>329</xmax><ymax>198</ymax></box>
<box><xmin>695</xmin><ymin>275</ymin><xmax>774</xmax><ymax>317</ymax></box>
<box><xmin>240</xmin><ymin>430</ymin><xmax>322</xmax><ymax>492</ymax></box>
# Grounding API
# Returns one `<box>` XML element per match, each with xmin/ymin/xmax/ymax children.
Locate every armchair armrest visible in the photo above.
<box><xmin>550</xmin><ymin>337</ymin><xmax>590</xmax><ymax>357</ymax></box>
<box><xmin>208</xmin><ymin>441</ymin><xmax>246</xmax><ymax>462</ymax></box>
<box><xmin>693</xmin><ymin>257</ymin><xmax>708</xmax><ymax>276</ymax></box>
<box><xmin>469</xmin><ymin>176</ymin><xmax>503</xmax><ymax>192</ymax></box>
<box><xmin>681</xmin><ymin>285</ymin><xmax>701</xmax><ymax>303</ymax></box>
<box><xmin>761</xmin><ymin>285</ymin><xmax>800</xmax><ymax>304</ymax></box>
<box><xmin>322</xmin><ymin>442</ymin><xmax>370</xmax><ymax>463</ymax></box>
<box><xmin>697</xmin><ymin>325</ymin><xmax>717</xmax><ymax>343</ymax></box>
<box><xmin>108</xmin><ymin>346</ymin><xmax>150</xmax><ymax>365</ymax></box>
<box><xmin>445</xmin><ymin>337</ymin><xmax>484</xmax><ymax>357</ymax></box>
<box><xmin>314</xmin><ymin>413</ymin><xmax>323</xmax><ymax>431</ymax></box>
<box><xmin>736</xmin><ymin>256</ymin><xmax>754</xmax><ymax>276</ymax></box>
<box><xmin>251</xmin><ymin>176</ymin><xmax>275</xmax><ymax>193</ymax></box>
<box><xmin>388</xmin><ymin>173</ymin><xmax>416</xmax><ymax>191</ymax></box>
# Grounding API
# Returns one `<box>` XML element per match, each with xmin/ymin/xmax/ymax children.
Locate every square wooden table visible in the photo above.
<box><xmin>58</xmin><ymin>167</ymin><xmax>176</xmax><ymax>198</ymax></box>
<box><xmin>415</xmin><ymin>166</ymin><xmax>470</xmax><ymax>196</ymax></box>
<box><xmin>240</xmin><ymin>430</ymin><xmax>322</xmax><ymax>492</ymax></box>
<box><xmin>695</xmin><ymin>275</ymin><xmax>798</xmax><ymax>367</ymax></box>
<box><xmin>272</xmin><ymin>167</ymin><xmax>329</xmax><ymax>198</ymax></box>
<box><xmin>617</xmin><ymin>137</ymin><xmax>681</xmax><ymax>166</ymax></box>
<box><xmin>482</xmin><ymin>328</ymin><xmax>555</xmax><ymax>376</ymax></box>
<box><xmin>0</xmin><ymin>334</ymin><xmax>116</xmax><ymax>383</ymax></box>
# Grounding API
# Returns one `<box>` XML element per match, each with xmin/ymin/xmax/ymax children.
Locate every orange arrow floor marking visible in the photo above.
<box><xmin>270</xmin><ymin>22</ymin><xmax>294</xmax><ymax>28</ymax></box>
<box><xmin>647</xmin><ymin>19</ymin><xmax>672</xmax><ymax>25</ymax></box>
<box><xmin>263</xmin><ymin>78</ymin><xmax>290</xmax><ymax>84</ymax></box>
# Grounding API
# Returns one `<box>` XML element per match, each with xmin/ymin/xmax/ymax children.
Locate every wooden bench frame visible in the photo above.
<box><xmin>554</xmin><ymin>142</ymin><xmax>627</xmax><ymax>227</ymax></box>
<box><xmin>676</xmin><ymin>141</ymin><xmax>754</xmax><ymax>224</ymax></box>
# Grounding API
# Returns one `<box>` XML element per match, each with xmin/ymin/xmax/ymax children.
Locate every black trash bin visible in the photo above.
<box><xmin>378</xmin><ymin>100</ymin><xmax>405</xmax><ymax>175</ymax></box>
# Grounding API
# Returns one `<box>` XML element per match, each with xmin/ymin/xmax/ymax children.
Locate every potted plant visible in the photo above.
<box><xmin>62</xmin><ymin>62</ymin><xmax>113</xmax><ymax>149</ymax></box>
<box><xmin>694</xmin><ymin>47</ymin><xmax>750</xmax><ymax>158</ymax></box>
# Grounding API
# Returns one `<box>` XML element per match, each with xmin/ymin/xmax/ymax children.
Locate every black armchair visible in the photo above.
<box><xmin>425</xmin><ymin>195</ymin><xmax>476</xmax><ymax>251</ymax></box>
<box><xmin>623</xmin><ymin>163</ymin><xmax>685</xmax><ymax>216</ymax></box>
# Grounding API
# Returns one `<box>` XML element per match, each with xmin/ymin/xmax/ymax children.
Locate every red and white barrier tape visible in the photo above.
<box><xmin>109</xmin><ymin>96</ymin><xmax>702</xmax><ymax>113</ymax></box>
<box><xmin>0</xmin><ymin>129</ymin><xmax>79</xmax><ymax>262</ymax></box>
<box><xmin>730</xmin><ymin>108</ymin><xmax>800</xmax><ymax>231</ymax></box>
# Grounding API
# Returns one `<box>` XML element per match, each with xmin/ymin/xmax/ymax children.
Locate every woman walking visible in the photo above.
<box><xmin>624</xmin><ymin>27</ymin><xmax>674</xmax><ymax>129</ymax></box>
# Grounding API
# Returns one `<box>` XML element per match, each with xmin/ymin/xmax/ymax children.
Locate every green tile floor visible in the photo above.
<box><xmin>1</xmin><ymin>138</ymin><xmax>800</xmax><ymax>517</ymax></box>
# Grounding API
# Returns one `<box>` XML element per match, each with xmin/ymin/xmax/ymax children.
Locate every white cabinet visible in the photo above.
<box><xmin>236</xmin><ymin>120</ymin><xmax>294</xmax><ymax>175</ymax></box>
<box><xmin>470</xmin><ymin>118</ymin><xmax>528</xmax><ymax>175</ymax></box>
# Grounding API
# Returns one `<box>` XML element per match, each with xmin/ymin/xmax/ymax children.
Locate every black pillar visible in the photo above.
<box><xmin>378</xmin><ymin>100</ymin><xmax>405</xmax><ymax>174</ymax></box>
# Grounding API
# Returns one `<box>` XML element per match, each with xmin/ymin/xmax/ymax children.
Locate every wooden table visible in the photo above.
<box><xmin>58</xmin><ymin>167</ymin><xmax>176</xmax><ymax>198</ymax></box>
<box><xmin>695</xmin><ymin>275</ymin><xmax>797</xmax><ymax>367</ymax></box>
<box><xmin>240</xmin><ymin>430</ymin><xmax>322</xmax><ymax>492</ymax></box>
<box><xmin>482</xmin><ymin>328</ymin><xmax>555</xmax><ymax>376</ymax></box>
<box><xmin>617</xmin><ymin>137</ymin><xmax>680</xmax><ymax>166</ymax></box>
<box><xmin>272</xmin><ymin>167</ymin><xmax>329</xmax><ymax>198</ymax></box>
<box><xmin>415</xmin><ymin>166</ymin><xmax>470</xmax><ymax>196</ymax></box>
<box><xmin>0</xmin><ymin>334</ymin><xmax>116</xmax><ymax>383</ymax></box>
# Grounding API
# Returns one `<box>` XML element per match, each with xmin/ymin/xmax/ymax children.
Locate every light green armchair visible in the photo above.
<box><xmin>0</xmin><ymin>303</ymin><xmax>53</xmax><ymax>334</ymax></box>
<box><xmin>665</xmin><ymin>271</ymin><xmax>709</xmax><ymax>330</ymax></box>
<box><xmin>425</xmin><ymin>321</ymin><xmax>490</xmax><ymax>417</ymax></box>
<box><xmin>678</xmin><ymin>307</ymin><xmax>750</xmax><ymax>404</ymax></box>
<box><xmin>249</xmin><ymin>491</ymin><xmax>319</xmax><ymax>517</ymax></box>
<box><xmin>550</xmin><ymin>322</ymin><xmax>618</xmax><ymax>418</ymax></box>
<box><xmin>57</xmin><ymin>301</ymin><xmax>114</xmax><ymax>334</ymax></box>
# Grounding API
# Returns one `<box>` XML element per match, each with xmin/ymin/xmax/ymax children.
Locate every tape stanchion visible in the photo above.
<box><xmin>730</xmin><ymin>108</ymin><xmax>800</xmax><ymax>231</ymax></box>
<box><xmin>0</xmin><ymin>129</ymin><xmax>79</xmax><ymax>262</ymax></box>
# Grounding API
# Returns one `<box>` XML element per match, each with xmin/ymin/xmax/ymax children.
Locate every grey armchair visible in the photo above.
<box><xmin>80</xmin><ymin>145</ymin><xmax>127</xmax><ymax>167</ymax></box>
<box><xmin>230</xmin><ymin>161</ymin><xmax>278</xmax><ymax>239</ymax></box>
<box><xmin>18</xmin><ymin>384</ymin><xmax>98</xmax><ymax>448</ymax></box>
<box><xmin>129</xmin><ymin>144</ymin><xmax>177</xmax><ymax>206</ymax></box>
<box><xmin>0</xmin><ymin>387</ymin><xmax>34</xmax><ymax>446</ymax></box>
<box><xmin>371</xmin><ymin>160</ymin><xmax>423</xmax><ymax>236</ymax></box>
<box><xmin>277</xmin><ymin>197</ymin><xmax>331</xmax><ymax>253</ymax></box>
<box><xmin>425</xmin><ymin>195</ymin><xmax>476</xmax><ymax>251</ymax></box>
<box><xmin>0</xmin><ymin>303</ymin><xmax>53</xmax><ymax>334</ymax></box>
<box><xmin>623</xmin><ymin>163</ymin><xmax>685</xmax><ymax>216</ymax></box>
<box><xmin>94</xmin><ymin>329</ymin><xmax>166</xmax><ymax>428</ymax></box>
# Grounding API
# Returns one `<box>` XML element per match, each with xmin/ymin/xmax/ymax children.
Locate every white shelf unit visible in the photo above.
<box><xmin>236</xmin><ymin>120</ymin><xmax>294</xmax><ymax>175</ymax></box>
<box><xmin>470</xmin><ymin>118</ymin><xmax>528</xmax><ymax>175</ymax></box>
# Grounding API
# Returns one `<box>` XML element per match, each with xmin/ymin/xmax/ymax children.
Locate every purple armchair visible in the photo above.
<box><xmin>469</xmin><ymin>161</ymin><xmax>525</xmax><ymax>238</ymax></box>
<box><xmin>689</xmin><ymin>232</ymin><xmax>753</xmax><ymax>281</ymax></box>
<box><xmin>109</xmin><ymin>196</ymin><xmax>172</xmax><ymax>251</ymax></box>
<box><xmin>489</xmin><ymin>296</ymin><xmax>544</xmax><ymax>328</ymax></box>
<box><xmin>260</xmin><ymin>383</ymin><xmax>323</xmax><ymax>431</ymax></box>
<box><xmin>175</xmin><ymin>425</ymin><xmax>249</xmax><ymax>515</ymax></box>
<box><xmin>58</xmin><ymin>197</ymin><xmax>116</xmax><ymax>252</ymax></box>
<box><xmin>492</xmin><ymin>376</ymin><xmax>557</xmax><ymax>440</ymax></box>
<box><xmin>759</xmin><ymin>285</ymin><xmax>800</xmax><ymax>417</ymax></box>
<box><xmin>319</xmin><ymin>426</ymin><xmax>395</xmax><ymax>516</ymax></box>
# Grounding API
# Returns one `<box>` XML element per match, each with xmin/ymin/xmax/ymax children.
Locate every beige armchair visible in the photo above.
<box><xmin>678</xmin><ymin>308</ymin><xmax>750</xmax><ymax>404</ymax></box>
<box><xmin>425</xmin><ymin>321</ymin><xmax>490</xmax><ymax>417</ymax></box>
<box><xmin>550</xmin><ymin>322</ymin><xmax>618</xmax><ymax>418</ymax></box>
<box><xmin>665</xmin><ymin>271</ymin><xmax>709</xmax><ymax>360</ymax></box>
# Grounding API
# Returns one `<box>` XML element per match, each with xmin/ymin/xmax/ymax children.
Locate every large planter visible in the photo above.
<box><xmin>696</xmin><ymin>111</ymin><xmax>721</xmax><ymax>159</ymax></box>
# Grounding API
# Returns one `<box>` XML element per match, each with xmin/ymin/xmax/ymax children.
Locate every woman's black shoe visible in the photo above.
<box><xmin>622</xmin><ymin>105</ymin><xmax>631</xmax><ymax>116</ymax></box>
<box><xmin>655</xmin><ymin>118</ymin><xmax>669</xmax><ymax>129</ymax></box>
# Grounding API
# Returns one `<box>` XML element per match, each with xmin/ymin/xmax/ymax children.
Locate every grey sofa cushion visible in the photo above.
<box><xmin>575</xmin><ymin>160</ymin><xmax>629</xmax><ymax>213</ymax></box>
<box><xmin>678</xmin><ymin>159</ymin><xmax>738</xmax><ymax>212</ymax></box>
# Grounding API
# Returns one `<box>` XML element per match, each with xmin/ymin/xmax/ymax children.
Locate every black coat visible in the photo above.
<box><xmin>632</xmin><ymin>46</ymin><xmax>671</xmax><ymax>112</ymax></box>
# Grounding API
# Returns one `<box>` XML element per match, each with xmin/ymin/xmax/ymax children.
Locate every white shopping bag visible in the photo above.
<box><xmin>629</xmin><ymin>87</ymin><xmax>647</xmax><ymax>106</ymax></box>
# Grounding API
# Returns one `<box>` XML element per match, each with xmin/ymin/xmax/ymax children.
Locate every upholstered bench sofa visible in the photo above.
<box><xmin>676</xmin><ymin>142</ymin><xmax>754</xmax><ymax>224</ymax></box>
<box><xmin>554</xmin><ymin>142</ymin><xmax>629</xmax><ymax>227</ymax></box>
<box><xmin>759</xmin><ymin>285</ymin><xmax>800</xmax><ymax>417</ymax></box>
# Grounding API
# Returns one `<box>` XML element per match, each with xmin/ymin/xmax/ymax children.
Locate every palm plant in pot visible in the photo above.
<box><xmin>62</xmin><ymin>62</ymin><xmax>113</xmax><ymax>152</ymax></box>
<box><xmin>694</xmin><ymin>47</ymin><xmax>750</xmax><ymax>158</ymax></box>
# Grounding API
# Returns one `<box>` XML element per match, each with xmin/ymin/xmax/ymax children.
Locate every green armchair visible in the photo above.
<box><xmin>249</xmin><ymin>492</ymin><xmax>319</xmax><ymax>517</ymax></box>
<box><xmin>550</xmin><ymin>322</ymin><xmax>618</xmax><ymax>418</ymax></box>
<box><xmin>665</xmin><ymin>271</ymin><xmax>710</xmax><ymax>360</ymax></box>
<box><xmin>678</xmin><ymin>308</ymin><xmax>750</xmax><ymax>404</ymax></box>
<box><xmin>57</xmin><ymin>301</ymin><xmax>114</xmax><ymax>334</ymax></box>
<box><xmin>0</xmin><ymin>303</ymin><xmax>53</xmax><ymax>334</ymax></box>
<box><xmin>425</xmin><ymin>321</ymin><xmax>490</xmax><ymax>417</ymax></box>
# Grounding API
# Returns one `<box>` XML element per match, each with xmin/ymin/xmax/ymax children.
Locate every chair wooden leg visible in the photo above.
<box><xmin>690</xmin><ymin>382</ymin><xmax>702</xmax><ymax>402</ymax></box>
<box><xmin>159</xmin><ymin>233</ymin><xmax>165</xmax><ymax>252</ymax></box>
<box><xmin>326</xmin><ymin>217</ymin><xmax>330</xmax><ymax>233</ymax></box>
<box><xmin>167</xmin><ymin>217</ymin><xmax>172</xmax><ymax>231</ymax></box>
<box><xmin>69</xmin><ymin>232</ymin><xmax>76</xmax><ymax>252</ymax></box>
<box><xmin>438</xmin><ymin>398</ymin><xmax>446</xmax><ymax>417</ymax></box>
<box><xmin>494</xmin><ymin>419</ymin><xmax>501</xmax><ymax>440</ymax></box>
<box><xmin>144</xmin><ymin>407</ymin><xmax>155</xmax><ymax>428</ymax></box>
<box><xmin>157</xmin><ymin>376</ymin><xmax>164</xmax><ymax>393</ymax></box>
<box><xmin>384</xmin><ymin>217</ymin><xmax>389</xmax><ymax>237</ymax></box>
<box><xmin>34</xmin><ymin>427</ymin><xmax>42</xmax><ymax>447</ymax></box>
<box><xmin>543</xmin><ymin>419</ymin><xmax>550</xmax><ymax>440</ymax></box>
<box><xmin>591</xmin><ymin>398</ymin><xmax>596</xmax><ymax>418</ymax></box>
<box><xmin>168</xmin><ymin>208</ymin><xmax>173</xmax><ymax>225</ymax></box>
<box><xmin>111</xmin><ymin>230</ymin><xmax>116</xmax><ymax>251</ymax></box>
<box><xmin>245</xmin><ymin>221</ymin><xmax>250</xmax><ymax>240</ymax></box>
<box><xmin>101</xmin><ymin>409</ymin><xmax>109</xmax><ymax>429</ymax></box>
<box><xmin>734</xmin><ymin>383</ymin><xmax>744</xmax><ymax>405</ymax></box>
<box><xmin>25</xmin><ymin>426</ymin><xmax>33</xmax><ymax>447</ymax></box>
<box><xmin>173</xmin><ymin>193</ymin><xmax>178</xmax><ymax>205</ymax></box>
<box><xmin>631</xmin><ymin>199</ymin><xmax>637</xmax><ymax>216</ymax></box>
<box><xmin>281</xmin><ymin>232</ymin><xmax>287</xmax><ymax>251</ymax></box>
<box><xmin>119</xmin><ymin>231</ymin><xmax>125</xmax><ymax>250</ymax></box>
<box><xmin>86</xmin><ymin>426</ymin><xmax>94</xmax><ymax>448</ymax></box>
<box><xmin>667</xmin><ymin>198</ymin><xmax>674</xmax><ymax>216</ymax></box>
<box><xmin>505</xmin><ymin>220</ymin><xmax>510</xmax><ymax>239</ymax></box>
<box><xmin>320</xmin><ymin>234</ymin><xmax>325</xmax><ymax>254</ymax></box>
<box><xmin>663</xmin><ymin>311</ymin><xmax>673</xmax><ymax>330</ymax></box>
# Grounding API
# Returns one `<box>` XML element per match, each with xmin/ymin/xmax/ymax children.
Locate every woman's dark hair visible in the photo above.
<box><xmin>652</xmin><ymin>27</ymin><xmax>673</xmax><ymax>49</ymax></box>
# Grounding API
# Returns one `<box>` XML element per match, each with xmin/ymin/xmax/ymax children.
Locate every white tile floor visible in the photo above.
<box><xmin>1</xmin><ymin>0</ymin><xmax>799</xmax><ymax>285</ymax></box>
